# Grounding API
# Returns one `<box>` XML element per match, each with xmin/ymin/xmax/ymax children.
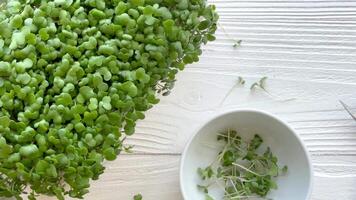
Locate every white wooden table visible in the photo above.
<box><xmin>84</xmin><ymin>1</ymin><xmax>356</xmax><ymax>199</ymax></box>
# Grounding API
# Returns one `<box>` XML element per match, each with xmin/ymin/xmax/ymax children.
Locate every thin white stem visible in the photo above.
<box><xmin>228</xmin><ymin>178</ymin><xmax>239</xmax><ymax>194</ymax></box>
<box><xmin>217</xmin><ymin>133</ymin><xmax>242</xmax><ymax>143</ymax></box>
<box><xmin>217</xmin><ymin>22</ymin><xmax>240</xmax><ymax>43</ymax></box>
<box><xmin>228</xmin><ymin>195</ymin><xmax>264</xmax><ymax>200</ymax></box>
<box><xmin>232</xmin><ymin>163</ymin><xmax>264</xmax><ymax>177</ymax></box>
<box><xmin>258</xmin><ymin>87</ymin><xmax>296</xmax><ymax>102</ymax></box>
<box><xmin>220</xmin><ymin>82</ymin><xmax>240</xmax><ymax>106</ymax></box>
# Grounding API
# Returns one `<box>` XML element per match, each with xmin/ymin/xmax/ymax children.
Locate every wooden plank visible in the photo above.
<box><xmin>86</xmin><ymin>155</ymin><xmax>182</xmax><ymax>200</ymax></box>
<box><xmin>88</xmin><ymin>155</ymin><xmax>356</xmax><ymax>200</ymax></box>
<box><xmin>34</xmin><ymin>155</ymin><xmax>356</xmax><ymax>200</ymax></box>
<box><xmin>123</xmin><ymin>72</ymin><xmax>356</xmax><ymax>155</ymax></box>
<box><xmin>312</xmin><ymin>176</ymin><xmax>356</xmax><ymax>200</ymax></box>
<box><xmin>118</xmin><ymin>0</ymin><xmax>356</xmax><ymax>197</ymax></box>
<box><xmin>181</xmin><ymin>0</ymin><xmax>356</xmax><ymax>87</ymax></box>
<box><xmin>36</xmin><ymin>155</ymin><xmax>182</xmax><ymax>200</ymax></box>
<box><xmin>212</xmin><ymin>0</ymin><xmax>356</xmax><ymax>21</ymax></box>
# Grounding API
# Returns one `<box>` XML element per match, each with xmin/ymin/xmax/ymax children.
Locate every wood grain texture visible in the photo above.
<box><xmin>34</xmin><ymin>0</ymin><xmax>356</xmax><ymax>199</ymax></box>
<box><xmin>36</xmin><ymin>156</ymin><xmax>182</xmax><ymax>200</ymax></box>
<box><xmin>126</xmin><ymin>72</ymin><xmax>356</xmax><ymax>155</ymax></box>
<box><xmin>86</xmin><ymin>155</ymin><xmax>356</xmax><ymax>200</ymax></box>
<box><xmin>87</xmin><ymin>155</ymin><xmax>182</xmax><ymax>200</ymax></box>
<box><xmin>116</xmin><ymin>1</ymin><xmax>356</xmax><ymax>199</ymax></box>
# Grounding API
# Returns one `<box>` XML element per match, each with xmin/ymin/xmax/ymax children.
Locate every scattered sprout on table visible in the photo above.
<box><xmin>133</xmin><ymin>193</ymin><xmax>143</xmax><ymax>200</ymax></box>
<box><xmin>250</xmin><ymin>77</ymin><xmax>296</xmax><ymax>102</ymax></box>
<box><xmin>217</xmin><ymin>22</ymin><xmax>242</xmax><ymax>48</ymax></box>
<box><xmin>220</xmin><ymin>76</ymin><xmax>246</xmax><ymax>106</ymax></box>
<box><xmin>233</xmin><ymin>40</ymin><xmax>242</xmax><ymax>48</ymax></box>
<box><xmin>237</xmin><ymin>76</ymin><xmax>245</xmax><ymax>85</ymax></box>
<box><xmin>250</xmin><ymin>76</ymin><xmax>268</xmax><ymax>91</ymax></box>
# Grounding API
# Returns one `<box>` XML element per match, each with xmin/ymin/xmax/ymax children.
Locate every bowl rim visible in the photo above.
<box><xmin>179</xmin><ymin>108</ymin><xmax>313</xmax><ymax>200</ymax></box>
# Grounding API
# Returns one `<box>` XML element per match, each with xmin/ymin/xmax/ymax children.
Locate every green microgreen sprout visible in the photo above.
<box><xmin>123</xmin><ymin>145</ymin><xmax>135</xmax><ymax>154</ymax></box>
<box><xmin>220</xmin><ymin>76</ymin><xmax>245</xmax><ymax>106</ymax></box>
<box><xmin>250</xmin><ymin>76</ymin><xmax>268</xmax><ymax>91</ymax></box>
<box><xmin>0</xmin><ymin>0</ymin><xmax>219</xmax><ymax>199</ymax></box>
<box><xmin>238</xmin><ymin>76</ymin><xmax>246</xmax><ymax>85</ymax></box>
<box><xmin>217</xmin><ymin>22</ymin><xmax>242</xmax><ymax>48</ymax></box>
<box><xmin>133</xmin><ymin>193</ymin><xmax>143</xmax><ymax>200</ymax></box>
<box><xmin>197</xmin><ymin>129</ymin><xmax>288</xmax><ymax>200</ymax></box>
<box><xmin>251</xmin><ymin>77</ymin><xmax>296</xmax><ymax>102</ymax></box>
<box><xmin>233</xmin><ymin>40</ymin><xmax>242</xmax><ymax>48</ymax></box>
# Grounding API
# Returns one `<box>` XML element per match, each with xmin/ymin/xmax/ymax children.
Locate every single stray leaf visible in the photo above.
<box><xmin>197</xmin><ymin>184</ymin><xmax>209</xmax><ymax>193</ymax></box>
<box><xmin>281</xmin><ymin>165</ymin><xmax>288</xmax><ymax>174</ymax></box>
<box><xmin>250</xmin><ymin>82</ymin><xmax>259</xmax><ymax>90</ymax></box>
<box><xmin>124</xmin><ymin>145</ymin><xmax>134</xmax><ymax>153</ymax></box>
<box><xmin>233</xmin><ymin>40</ymin><xmax>242</xmax><ymax>48</ymax></box>
<box><xmin>133</xmin><ymin>193</ymin><xmax>142</xmax><ymax>200</ymax></box>
<box><xmin>259</xmin><ymin>76</ymin><xmax>268</xmax><ymax>89</ymax></box>
<box><xmin>237</xmin><ymin>76</ymin><xmax>245</xmax><ymax>85</ymax></box>
<box><xmin>250</xmin><ymin>76</ymin><xmax>268</xmax><ymax>90</ymax></box>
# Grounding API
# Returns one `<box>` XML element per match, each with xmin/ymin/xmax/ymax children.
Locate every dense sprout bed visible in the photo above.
<box><xmin>0</xmin><ymin>0</ymin><xmax>218</xmax><ymax>199</ymax></box>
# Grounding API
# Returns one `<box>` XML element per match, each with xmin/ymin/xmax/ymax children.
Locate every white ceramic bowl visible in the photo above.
<box><xmin>180</xmin><ymin>109</ymin><xmax>313</xmax><ymax>200</ymax></box>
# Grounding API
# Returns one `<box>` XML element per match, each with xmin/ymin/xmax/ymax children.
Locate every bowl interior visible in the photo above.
<box><xmin>180</xmin><ymin>110</ymin><xmax>312</xmax><ymax>200</ymax></box>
